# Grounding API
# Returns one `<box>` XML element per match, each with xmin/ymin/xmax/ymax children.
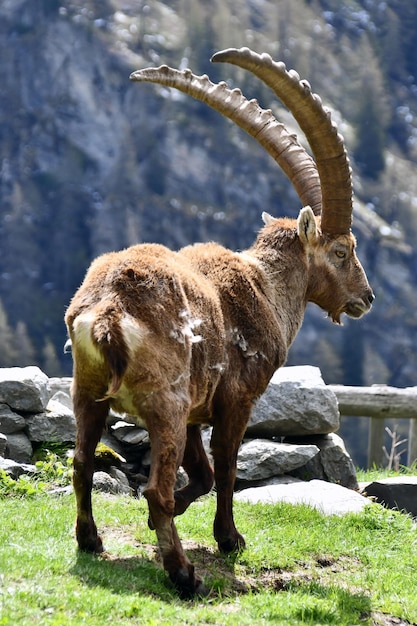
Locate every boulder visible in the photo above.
<box><xmin>247</xmin><ymin>366</ymin><xmax>339</xmax><ymax>437</ymax></box>
<box><xmin>141</xmin><ymin>448</ymin><xmax>152</xmax><ymax>470</ymax></box>
<box><xmin>0</xmin><ymin>456</ymin><xmax>37</xmax><ymax>479</ymax></box>
<box><xmin>0</xmin><ymin>367</ymin><xmax>50</xmax><ymax>413</ymax></box>
<box><xmin>0</xmin><ymin>403</ymin><xmax>26</xmax><ymax>434</ymax></box>
<box><xmin>25</xmin><ymin>399</ymin><xmax>76</xmax><ymax>442</ymax></box>
<box><xmin>49</xmin><ymin>390</ymin><xmax>73</xmax><ymax>411</ymax></box>
<box><xmin>93</xmin><ymin>469</ymin><xmax>131</xmax><ymax>495</ymax></box>
<box><xmin>108</xmin><ymin>466</ymin><xmax>131</xmax><ymax>494</ymax></box>
<box><xmin>94</xmin><ymin>442</ymin><xmax>126</xmax><ymax>472</ymax></box>
<box><xmin>111</xmin><ymin>421</ymin><xmax>150</xmax><ymax>446</ymax></box>
<box><xmin>286</xmin><ymin>433</ymin><xmax>359</xmax><ymax>489</ymax></box>
<box><xmin>99</xmin><ymin>433</ymin><xmax>127</xmax><ymax>461</ymax></box>
<box><xmin>0</xmin><ymin>433</ymin><xmax>7</xmax><ymax>456</ymax></box>
<box><xmin>200</xmin><ymin>426</ymin><xmax>214</xmax><ymax>465</ymax></box>
<box><xmin>236</xmin><ymin>439</ymin><xmax>319</xmax><ymax>484</ymax></box>
<box><xmin>5</xmin><ymin>432</ymin><xmax>33</xmax><ymax>463</ymax></box>
<box><xmin>48</xmin><ymin>377</ymin><xmax>73</xmax><ymax>404</ymax></box>
<box><xmin>361</xmin><ymin>477</ymin><xmax>417</xmax><ymax>517</ymax></box>
<box><xmin>235</xmin><ymin>479</ymin><xmax>371</xmax><ymax>516</ymax></box>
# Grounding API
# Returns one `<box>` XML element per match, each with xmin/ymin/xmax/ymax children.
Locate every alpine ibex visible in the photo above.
<box><xmin>65</xmin><ymin>48</ymin><xmax>374</xmax><ymax>597</ymax></box>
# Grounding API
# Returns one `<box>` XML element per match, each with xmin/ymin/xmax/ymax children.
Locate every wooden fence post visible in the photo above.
<box><xmin>408</xmin><ymin>419</ymin><xmax>417</xmax><ymax>466</ymax></box>
<box><xmin>367</xmin><ymin>417</ymin><xmax>385</xmax><ymax>468</ymax></box>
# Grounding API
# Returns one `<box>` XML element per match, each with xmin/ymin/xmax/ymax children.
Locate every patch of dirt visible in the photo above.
<box><xmin>99</xmin><ymin>527</ymin><xmax>415</xmax><ymax>625</ymax></box>
<box><xmin>371</xmin><ymin>612</ymin><xmax>416</xmax><ymax>626</ymax></box>
<box><xmin>180</xmin><ymin>543</ymin><xmax>362</xmax><ymax>597</ymax></box>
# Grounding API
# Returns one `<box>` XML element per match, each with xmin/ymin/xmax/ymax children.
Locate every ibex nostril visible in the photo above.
<box><xmin>368</xmin><ymin>292</ymin><xmax>375</xmax><ymax>304</ymax></box>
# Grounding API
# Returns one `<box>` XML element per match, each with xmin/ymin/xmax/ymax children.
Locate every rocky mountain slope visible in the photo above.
<box><xmin>0</xmin><ymin>0</ymin><xmax>416</xmax><ymax>397</ymax></box>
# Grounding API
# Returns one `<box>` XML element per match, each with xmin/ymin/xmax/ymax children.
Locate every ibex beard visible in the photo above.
<box><xmin>66</xmin><ymin>49</ymin><xmax>374</xmax><ymax>598</ymax></box>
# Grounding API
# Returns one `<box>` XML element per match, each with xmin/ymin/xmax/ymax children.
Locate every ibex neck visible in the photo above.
<box><xmin>247</xmin><ymin>222</ymin><xmax>309</xmax><ymax>347</ymax></box>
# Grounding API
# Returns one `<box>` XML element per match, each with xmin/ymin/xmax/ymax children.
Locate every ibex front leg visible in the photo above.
<box><xmin>211</xmin><ymin>400</ymin><xmax>250</xmax><ymax>553</ymax></box>
<box><xmin>72</xmin><ymin>391</ymin><xmax>109</xmax><ymax>553</ymax></box>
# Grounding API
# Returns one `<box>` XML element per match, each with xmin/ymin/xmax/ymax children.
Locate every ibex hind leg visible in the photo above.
<box><xmin>72</xmin><ymin>392</ymin><xmax>109</xmax><ymax>554</ymax></box>
<box><xmin>174</xmin><ymin>424</ymin><xmax>214</xmax><ymax>517</ymax></box>
<box><xmin>143</xmin><ymin>407</ymin><xmax>208</xmax><ymax>597</ymax></box>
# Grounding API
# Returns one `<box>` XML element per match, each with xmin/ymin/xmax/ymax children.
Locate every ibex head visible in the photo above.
<box><xmin>297</xmin><ymin>206</ymin><xmax>373</xmax><ymax>324</ymax></box>
<box><xmin>131</xmin><ymin>47</ymin><xmax>374</xmax><ymax>324</ymax></box>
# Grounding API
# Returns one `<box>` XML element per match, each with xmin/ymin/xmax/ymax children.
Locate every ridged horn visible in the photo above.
<box><xmin>212</xmin><ymin>47</ymin><xmax>353</xmax><ymax>235</ymax></box>
<box><xmin>130</xmin><ymin>65</ymin><xmax>322</xmax><ymax>215</ymax></box>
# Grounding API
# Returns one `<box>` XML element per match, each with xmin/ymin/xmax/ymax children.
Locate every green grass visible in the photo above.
<box><xmin>0</xmin><ymin>490</ymin><xmax>416</xmax><ymax>625</ymax></box>
<box><xmin>356</xmin><ymin>463</ymin><xmax>417</xmax><ymax>482</ymax></box>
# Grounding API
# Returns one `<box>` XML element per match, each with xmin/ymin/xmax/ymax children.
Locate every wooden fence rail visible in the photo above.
<box><xmin>327</xmin><ymin>385</ymin><xmax>417</xmax><ymax>468</ymax></box>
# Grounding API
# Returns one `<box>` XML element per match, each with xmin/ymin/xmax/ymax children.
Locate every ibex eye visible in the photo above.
<box><xmin>335</xmin><ymin>250</ymin><xmax>346</xmax><ymax>259</ymax></box>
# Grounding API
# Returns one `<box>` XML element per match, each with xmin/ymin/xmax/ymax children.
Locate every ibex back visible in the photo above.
<box><xmin>66</xmin><ymin>48</ymin><xmax>374</xmax><ymax>597</ymax></box>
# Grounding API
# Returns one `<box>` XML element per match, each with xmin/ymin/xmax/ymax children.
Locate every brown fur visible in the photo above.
<box><xmin>66</xmin><ymin>209</ymin><xmax>373</xmax><ymax>597</ymax></box>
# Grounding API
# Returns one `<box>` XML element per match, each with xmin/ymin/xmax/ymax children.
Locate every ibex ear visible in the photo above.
<box><xmin>262</xmin><ymin>211</ymin><xmax>276</xmax><ymax>226</ymax></box>
<box><xmin>297</xmin><ymin>206</ymin><xmax>319</xmax><ymax>244</ymax></box>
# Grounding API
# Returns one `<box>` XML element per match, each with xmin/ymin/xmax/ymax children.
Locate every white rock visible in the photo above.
<box><xmin>48</xmin><ymin>390</ymin><xmax>73</xmax><ymax>411</ymax></box>
<box><xmin>235</xmin><ymin>479</ymin><xmax>371</xmax><ymax>515</ymax></box>
<box><xmin>48</xmin><ymin>377</ymin><xmax>73</xmax><ymax>402</ymax></box>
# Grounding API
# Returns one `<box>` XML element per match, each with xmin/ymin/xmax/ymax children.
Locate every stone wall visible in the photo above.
<box><xmin>0</xmin><ymin>365</ymin><xmax>358</xmax><ymax>494</ymax></box>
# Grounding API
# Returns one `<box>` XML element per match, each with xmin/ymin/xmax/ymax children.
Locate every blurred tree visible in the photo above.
<box><xmin>13</xmin><ymin>321</ymin><xmax>36</xmax><ymax>366</ymax></box>
<box><xmin>374</xmin><ymin>6</ymin><xmax>405</xmax><ymax>83</ymax></box>
<box><xmin>354</xmin><ymin>78</ymin><xmax>386</xmax><ymax>180</ymax></box>
<box><xmin>0</xmin><ymin>299</ymin><xmax>17</xmax><ymax>366</ymax></box>
<box><xmin>342</xmin><ymin>325</ymin><xmax>365</xmax><ymax>386</ymax></box>
<box><xmin>183</xmin><ymin>0</ymin><xmax>220</xmax><ymax>75</ymax></box>
<box><xmin>312</xmin><ymin>338</ymin><xmax>343</xmax><ymax>384</ymax></box>
<box><xmin>42</xmin><ymin>338</ymin><xmax>62</xmax><ymax>377</ymax></box>
<box><xmin>389</xmin><ymin>0</ymin><xmax>417</xmax><ymax>84</ymax></box>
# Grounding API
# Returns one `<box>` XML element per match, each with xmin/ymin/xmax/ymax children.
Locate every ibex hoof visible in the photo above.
<box><xmin>171</xmin><ymin>567</ymin><xmax>208</xmax><ymax>599</ymax></box>
<box><xmin>76</xmin><ymin>521</ymin><xmax>104</xmax><ymax>554</ymax></box>
<box><xmin>195</xmin><ymin>580</ymin><xmax>210</xmax><ymax>598</ymax></box>
<box><xmin>77</xmin><ymin>535</ymin><xmax>104</xmax><ymax>554</ymax></box>
<box><xmin>218</xmin><ymin>533</ymin><xmax>246</xmax><ymax>554</ymax></box>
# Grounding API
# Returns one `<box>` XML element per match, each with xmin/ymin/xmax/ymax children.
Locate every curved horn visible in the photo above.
<box><xmin>130</xmin><ymin>66</ymin><xmax>322</xmax><ymax>215</ymax></box>
<box><xmin>212</xmin><ymin>47</ymin><xmax>353</xmax><ymax>235</ymax></box>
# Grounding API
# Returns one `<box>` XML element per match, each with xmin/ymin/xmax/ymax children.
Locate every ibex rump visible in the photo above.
<box><xmin>65</xmin><ymin>48</ymin><xmax>374</xmax><ymax>597</ymax></box>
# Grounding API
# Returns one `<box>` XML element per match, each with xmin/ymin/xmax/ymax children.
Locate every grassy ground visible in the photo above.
<box><xmin>0</xmin><ymin>488</ymin><xmax>416</xmax><ymax>626</ymax></box>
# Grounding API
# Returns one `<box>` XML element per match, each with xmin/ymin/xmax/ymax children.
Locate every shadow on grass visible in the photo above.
<box><xmin>71</xmin><ymin>548</ymin><xmax>175</xmax><ymax>600</ymax></box>
<box><xmin>70</xmin><ymin>543</ymin><xmax>373</xmax><ymax>624</ymax></box>
<box><xmin>70</xmin><ymin>542</ymin><xmax>249</xmax><ymax>603</ymax></box>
